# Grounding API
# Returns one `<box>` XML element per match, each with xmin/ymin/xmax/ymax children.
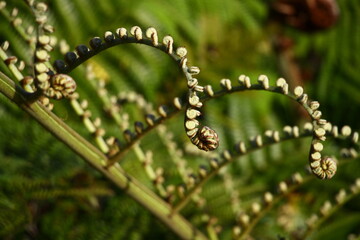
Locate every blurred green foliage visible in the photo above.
<box><xmin>0</xmin><ymin>0</ymin><xmax>360</xmax><ymax>239</ymax></box>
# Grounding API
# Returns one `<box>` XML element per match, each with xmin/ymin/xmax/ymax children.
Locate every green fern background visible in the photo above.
<box><xmin>1</xmin><ymin>0</ymin><xmax>360</xmax><ymax>239</ymax></box>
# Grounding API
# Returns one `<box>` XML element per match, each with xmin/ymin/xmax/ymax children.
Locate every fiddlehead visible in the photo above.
<box><xmin>27</xmin><ymin>1</ymin><xmax>77</xmax><ymax>101</ymax></box>
<box><xmin>51</xmin><ymin>25</ymin><xmax>219</xmax><ymax>152</ymax></box>
<box><xmin>43</xmin><ymin>73</ymin><xmax>76</xmax><ymax>99</ymax></box>
<box><xmin>179</xmin><ymin>48</ymin><xmax>220</xmax><ymax>151</ymax></box>
<box><xmin>203</xmin><ymin>75</ymin><xmax>338</xmax><ymax>179</ymax></box>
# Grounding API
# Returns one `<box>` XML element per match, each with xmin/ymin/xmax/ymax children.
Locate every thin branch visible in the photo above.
<box><xmin>0</xmin><ymin>2</ymin><xmax>36</xmax><ymax>45</ymax></box>
<box><xmin>236</xmin><ymin>173</ymin><xmax>310</xmax><ymax>240</ymax></box>
<box><xmin>302</xmin><ymin>178</ymin><xmax>360</xmax><ymax>239</ymax></box>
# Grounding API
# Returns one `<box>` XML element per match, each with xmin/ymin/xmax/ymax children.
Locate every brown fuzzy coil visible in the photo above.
<box><xmin>192</xmin><ymin>126</ymin><xmax>219</xmax><ymax>151</ymax></box>
<box><xmin>311</xmin><ymin>157</ymin><xmax>337</xmax><ymax>179</ymax></box>
<box><xmin>44</xmin><ymin>74</ymin><xmax>77</xmax><ymax>99</ymax></box>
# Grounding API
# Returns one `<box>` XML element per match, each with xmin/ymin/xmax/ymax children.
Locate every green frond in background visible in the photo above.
<box><xmin>1</xmin><ymin>0</ymin><xmax>360</xmax><ymax>239</ymax></box>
